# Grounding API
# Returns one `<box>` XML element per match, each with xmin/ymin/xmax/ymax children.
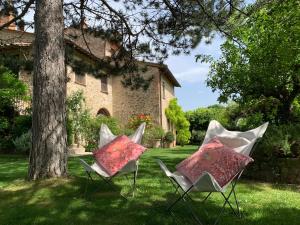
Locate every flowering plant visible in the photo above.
<box><xmin>128</xmin><ymin>114</ymin><xmax>152</xmax><ymax>129</ymax></box>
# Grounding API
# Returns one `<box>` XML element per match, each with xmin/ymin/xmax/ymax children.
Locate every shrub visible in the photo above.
<box><xmin>164</xmin><ymin>131</ymin><xmax>174</xmax><ymax>144</ymax></box>
<box><xmin>83</xmin><ymin>115</ymin><xmax>120</xmax><ymax>151</ymax></box>
<box><xmin>120</xmin><ymin>127</ymin><xmax>135</xmax><ymax>136</ymax></box>
<box><xmin>166</xmin><ymin>98</ymin><xmax>191</xmax><ymax>145</ymax></box>
<box><xmin>66</xmin><ymin>91</ymin><xmax>91</xmax><ymax>146</ymax></box>
<box><xmin>190</xmin><ymin>130</ymin><xmax>206</xmax><ymax>145</ymax></box>
<box><xmin>254</xmin><ymin>124</ymin><xmax>300</xmax><ymax>159</ymax></box>
<box><xmin>176</xmin><ymin>129</ymin><xmax>191</xmax><ymax>146</ymax></box>
<box><xmin>0</xmin><ymin>66</ymin><xmax>30</xmax><ymax>152</ymax></box>
<box><xmin>13</xmin><ymin>130</ymin><xmax>31</xmax><ymax>154</ymax></box>
<box><xmin>142</xmin><ymin>124</ymin><xmax>164</xmax><ymax>147</ymax></box>
<box><xmin>236</xmin><ymin>112</ymin><xmax>264</xmax><ymax>130</ymax></box>
<box><xmin>12</xmin><ymin>115</ymin><xmax>32</xmax><ymax>138</ymax></box>
<box><xmin>128</xmin><ymin>114</ymin><xmax>152</xmax><ymax>129</ymax></box>
<box><xmin>186</xmin><ymin>105</ymin><xmax>230</xmax><ymax>131</ymax></box>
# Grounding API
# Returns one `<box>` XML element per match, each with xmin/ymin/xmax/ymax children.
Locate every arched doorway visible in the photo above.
<box><xmin>97</xmin><ymin>108</ymin><xmax>111</xmax><ymax>117</ymax></box>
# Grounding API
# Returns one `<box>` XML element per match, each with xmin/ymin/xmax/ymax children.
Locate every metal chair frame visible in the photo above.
<box><xmin>84</xmin><ymin>166</ymin><xmax>138</xmax><ymax>200</ymax></box>
<box><xmin>158</xmin><ymin>136</ymin><xmax>264</xmax><ymax>225</ymax></box>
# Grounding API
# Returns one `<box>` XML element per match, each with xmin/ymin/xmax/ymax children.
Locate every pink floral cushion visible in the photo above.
<box><xmin>176</xmin><ymin>137</ymin><xmax>253</xmax><ymax>187</ymax></box>
<box><xmin>93</xmin><ymin>135</ymin><xmax>146</xmax><ymax>176</ymax></box>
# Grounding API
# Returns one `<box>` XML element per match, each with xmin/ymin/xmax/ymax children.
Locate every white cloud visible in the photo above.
<box><xmin>174</xmin><ymin>63</ymin><xmax>210</xmax><ymax>83</ymax></box>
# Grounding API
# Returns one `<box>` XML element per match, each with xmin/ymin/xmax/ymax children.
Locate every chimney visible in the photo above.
<box><xmin>80</xmin><ymin>17</ymin><xmax>88</xmax><ymax>29</ymax></box>
<box><xmin>0</xmin><ymin>1</ymin><xmax>16</xmax><ymax>30</ymax></box>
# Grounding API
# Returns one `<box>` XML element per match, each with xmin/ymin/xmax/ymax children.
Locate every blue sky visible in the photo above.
<box><xmin>166</xmin><ymin>35</ymin><xmax>225</xmax><ymax>111</ymax></box>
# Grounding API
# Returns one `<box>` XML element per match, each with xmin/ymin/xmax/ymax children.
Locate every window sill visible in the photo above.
<box><xmin>75</xmin><ymin>81</ymin><xmax>86</xmax><ymax>86</ymax></box>
<box><xmin>101</xmin><ymin>90</ymin><xmax>109</xmax><ymax>94</ymax></box>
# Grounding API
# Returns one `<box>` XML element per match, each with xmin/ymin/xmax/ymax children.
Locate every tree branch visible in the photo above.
<box><xmin>0</xmin><ymin>0</ymin><xmax>35</xmax><ymax>30</ymax></box>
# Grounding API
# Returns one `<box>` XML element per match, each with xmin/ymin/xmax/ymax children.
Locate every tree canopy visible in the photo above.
<box><xmin>207</xmin><ymin>0</ymin><xmax>300</xmax><ymax>123</ymax></box>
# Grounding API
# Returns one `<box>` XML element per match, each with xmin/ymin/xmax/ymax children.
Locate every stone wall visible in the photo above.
<box><xmin>66</xmin><ymin>65</ymin><xmax>113</xmax><ymax>116</ymax></box>
<box><xmin>112</xmin><ymin>66</ymin><xmax>161</xmax><ymax>126</ymax></box>
<box><xmin>244</xmin><ymin>158</ymin><xmax>300</xmax><ymax>184</ymax></box>
<box><xmin>160</xmin><ymin>72</ymin><xmax>175</xmax><ymax>131</ymax></box>
<box><xmin>19</xmin><ymin>51</ymin><xmax>113</xmax><ymax>116</ymax></box>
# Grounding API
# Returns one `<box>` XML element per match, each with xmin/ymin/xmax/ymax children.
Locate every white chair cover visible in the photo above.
<box><xmin>98</xmin><ymin>122</ymin><xmax>146</xmax><ymax>148</ymax></box>
<box><xmin>87</xmin><ymin>122</ymin><xmax>146</xmax><ymax>176</ymax></box>
<box><xmin>202</xmin><ymin>120</ymin><xmax>269</xmax><ymax>156</ymax></box>
<box><xmin>158</xmin><ymin>120</ymin><xmax>269</xmax><ymax>193</ymax></box>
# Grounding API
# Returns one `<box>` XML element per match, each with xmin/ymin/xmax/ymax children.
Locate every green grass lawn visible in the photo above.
<box><xmin>0</xmin><ymin>146</ymin><xmax>300</xmax><ymax>225</ymax></box>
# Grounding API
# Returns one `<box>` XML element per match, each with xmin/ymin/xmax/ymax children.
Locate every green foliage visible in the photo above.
<box><xmin>291</xmin><ymin>96</ymin><xmax>300</xmax><ymax>122</ymax></box>
<box><xmin>13</xmin><ymin>131</ymin><xmax>32</xmax><ymax>154</ymax></box>
<box><xmin>83</xmin><ymin>115</ymin><xmax>120</xmax><ymax>151</ymax></box>
<box><xmin>164</xmin><ymin>131</ymin><xmax>175</xmax><ymax>144</ymax></box>
<box><xmin>176</xmin><ymin>129</ymin><xmax>191</xmax><ymax>147</ymax></box>
<box><xmin>236</xmin><ymin>113</ymin><xmax>264</xmax><ymax>130</ymax></box>
<box><xmin>165</xmin><ymin>98</ymin><xmax>191</xmax><ymax>145</ymax></box>
<box><xmin>12</xmin><ymin>115</ymin><xmax>32</xmax><ymax>138</ymax></box>
<box><xmin>0</xmin><ymin>66</ymin><xmax>30</xmax><ymax>152</ymax></box>
<box><xmin>185</xmin><ymin>105</ymin><xmax>230</xmax><ymax>131</ymax></box>
<box><xmin>0</xmin><ymin>66</ymin><xmax>29</xmax><ymax>109</ymax></box>
<box><xmin>207</xmin><ymin>0</ymin><xmax>300</xmax><ymax>123</ymax></box>
<box><xmin>190</xmin><ymin>130</ymin><xmax>206</xmax><ymax>146</ymax></box>
<box><xmin>66</xmin><ymin>91</ymin><xmax>91</xmax><ymax>146</ymax></box>
<box><xmin>128</xmin><ymin>114</ymin><xmax>152</xmax><ymax>129</ymax></box>
<box><xmin>0</xmin><ymin>54</ymin><xmax>33</xmax><ymax>75</ymax></box>
<box><xmin>254</xmin><ymin>124</ymin><xmax>300</xmax><ymax>159</ymax></box>
<box><xmin>142</xmin><ymin>124</ymin><xmax>164</xmax><ymax>147</ymax></box>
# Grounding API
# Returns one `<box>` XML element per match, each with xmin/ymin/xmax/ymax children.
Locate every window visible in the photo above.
<box><xmin>75</xmin><ymin>73</ymin><xmax>86</xmax><ymax>85</ymax></box>
<box><xmin>97</xmin><ymin>108</ymin><xmax>110</xmax><ymax>117</ymax></box>
<box><xmin>162</xmin><ymin>81</ymin><xmax>166</xmax><ymax>99</ymax></box>
<box><xmin>101</xmin><ymin>76</ymin><xmax>108</xmax><ymax>93</ymax></box>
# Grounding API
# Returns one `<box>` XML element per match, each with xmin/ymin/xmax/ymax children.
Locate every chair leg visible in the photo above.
<box><xmin>232</xmin><ymin>185</ymin><xmax>241</xmax><ymax>218</ymax></box>
<box><xmin>97</xmin><ymin>174</ymin><xmax>128</xmax><ymax>201</ymax></box>
<box><xmin>132</xmin><ymin>170</ymin><xmax>137</xmax><ymax>197</ymax></box>
<box><xmin>166</xmin><ymin>183</ymin><xmax>204</xmax><ymax>225</ymax></box>
<box><xmin>84</xmin><ymin>171</ymin><xmax>93</xmax><ymax>197</ymax></box>
<box><xmin>86</xmin><ymin>171</ymin><xmax>93</xmax><ymax>181</ymax></box>
<box><xmin>214</xmin><ymin>182</ymin><xmax>240</xmax><ymax>225</ymax></box>
<box><xmin>202</xmin><ymin>192</ymin><xmax>212</xmax><ymax>203</ymax></box>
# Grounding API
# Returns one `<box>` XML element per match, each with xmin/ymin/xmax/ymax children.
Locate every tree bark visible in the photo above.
<box><xmin>28</xmin><ymin>0</ymin><xmax>67</xmax><ymax>179</ymax></box>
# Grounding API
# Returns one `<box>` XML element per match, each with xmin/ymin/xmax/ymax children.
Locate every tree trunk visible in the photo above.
<box><xmin>28</xmin><ymin>0</ymin><xmax>67</xmax><ymax>179</ymax></box>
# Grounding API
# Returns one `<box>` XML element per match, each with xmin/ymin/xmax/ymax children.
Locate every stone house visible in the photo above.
<box><xmin>0</xmin><ymin>22</ymin><xmax>181</xmax><ymax>148</ymax></box>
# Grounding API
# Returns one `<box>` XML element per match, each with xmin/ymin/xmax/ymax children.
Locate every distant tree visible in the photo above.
<box><xmin>207</xmin><ymin>0</ymin><xmax>300</xmax><ymax>123</ymax></box>
<box><xmin>166</xmin><ymin>98</ymin><xmax>191</xmax><ymax>146</ymax></box>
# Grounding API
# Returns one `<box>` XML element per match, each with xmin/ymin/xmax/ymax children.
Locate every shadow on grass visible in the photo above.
<box><xmin>0</xmin><ymin>147</ymin><xmax>300</xmax><ymax>225</ymax></box>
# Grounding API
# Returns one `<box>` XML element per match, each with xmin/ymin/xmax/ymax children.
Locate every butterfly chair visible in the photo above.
<box><xmin>156</xmin><ymin>120</ymin><xmax>268</xmax><ymax>225</ymax></box>
<box><xmin>80</xmin><ymin>122</ymin><xmax>146</xmax><ymax>198</ymax></box>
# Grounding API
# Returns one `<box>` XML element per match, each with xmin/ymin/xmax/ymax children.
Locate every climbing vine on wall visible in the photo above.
<box><xmin>165</xmin><ymin>98</ymin><xmax>191</xmax><ymax>146</ymax></box>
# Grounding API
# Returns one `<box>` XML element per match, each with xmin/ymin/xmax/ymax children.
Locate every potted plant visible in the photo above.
<box><xmin>163</xmin><ymin>131</ymin><xmax>175</xmax><ymax>148</ymax></box>
<box><xmin>143</xmin><ymin>125</ymin><xmax>164</xmax><ymax>148</ymax></box>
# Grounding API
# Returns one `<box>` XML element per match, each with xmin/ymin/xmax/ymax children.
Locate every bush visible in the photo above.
<box><xmin>0</xmin><ymin>66</ymin><xmax>30</xmax><ymax>152</ymax></box>
<box><xmin>166</xmin><ymin>98</ymin><xmax>191</xmax><ymax>145</ymax></box>
<box><xmin>12</xmin><ymin>115</ymin><xmax>32</xmax><ymax>138</ymax></box>
<box><xmin>83</xmin><ymin>115</ymin><xmax>120</xmax><ymax>151</ymax></box>
<box><xmin>236</xmin><ymin>112</ymin><xmax>264</xmax><ymax>130</ymax></box>
<box><xmin>190</xmin><ymin>130</ymin><xmax>206</xmax><ymax>145</ymax></box>
<box><xmin>142</xmin><ymin>125</ymin><xmax>164</xmax><ymax>147</ymax></box>
<box><xmin>66</xmin><ymin>91</ymin><xmax>90</xmax><ymax>146</ymax></box>
<box><xmin>176</xmin><ymin>129</ymin><xmax>191</xmax><ymax>146</ymax></box>
<box><xmin>164</xmin><ymin>131</ymin><xmax>174</xmax><ymax>144</ymax></box>
<box><xmin>254</xmin><ymin>124</ymin><xmax>300</xmax><ymax>159</ymax></box>
<box><xmin>128</xmin><ymin>114</ymin><xmax>152</xmax><ymax>129</ymax></box>
<box><xmin>13</xmin><ymin>130</ymin><xmax>31</xmax><ymax>154</ymax></box>
<box><xmin>186</xmin><ymin>105</ymin><xmax>231</xmax><ymax>131</ymax></box>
